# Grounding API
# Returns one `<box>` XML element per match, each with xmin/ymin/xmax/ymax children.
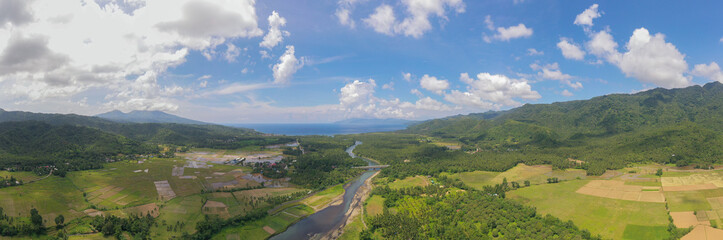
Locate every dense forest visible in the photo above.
<box><xmin>365</xmin><ymin>178</ymin><xmax>599</xmax><ymax>239</ymax></box>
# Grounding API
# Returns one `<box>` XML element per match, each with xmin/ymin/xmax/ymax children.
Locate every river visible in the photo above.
<box><xmin>270</xmin><ymin>141</ymin><xmax>378</xmax><ymax>240</ymax></box>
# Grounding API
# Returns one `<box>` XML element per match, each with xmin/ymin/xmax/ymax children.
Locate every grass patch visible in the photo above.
<box><xmin>338</xmin><ymin>214</ymin><xmax>365</xmax><ymax>240</ymax></box>
<box><xmin>447</xmin><ymin>171</ymin><xmax>499</xmax><ymax>190</ymax></box>
<box><xmin>302</xmin><ymin>184</ymin><xmax>344</xmax><ymax>209</ymax></box>
<box><xmin>622</xmin><ymin>224</ymin><xmax>669</xmax><ymax>240</ymax></box>
<box><xmin>365</xmin><ymin>195</ymin><xmax>384</xmax><ymax>217</ymax></box>
<box><xmin>509</xmin><ymin>180</ymin><xmax>669</xmax><ymax>239</ymax></box>
<box><xmin>662</xmin><ymin>171</ymin><xmax>696</xmax><ymax>177</ymax></box>
<box><xmin>150</xmin><ymin>195</ymin><xmax>204</xmax><ymax>239</ymax></box>
<box><xmin>665</xmin><ymin>191</ymin><xmax>713</xmax><ymax>211</ymax></box>
<box><xmin>625</xmin><ymin>181</ymin><xmax>661</xmax><ymax>186</ymax></box>
<box><xmin>388</xmin><ymin>176</ymin><xmax>429</xmax><ymax>189</ymax></box>
<box><xmin>212</xmin><ymin>204</ymin><xmax>314</xmax><ymax>240</ymax></box>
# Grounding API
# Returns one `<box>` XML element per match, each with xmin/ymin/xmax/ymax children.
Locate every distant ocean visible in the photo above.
<box><xmin>228</xmin><ymin>123</ymin><xmax>408</xmax><ymax>136</ymax></box>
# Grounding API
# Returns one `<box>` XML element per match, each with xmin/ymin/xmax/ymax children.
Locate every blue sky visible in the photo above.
<box><xmin>0</xmin><ymin>0</ymin><xmax>721</xmax><ymax>123</ymax></box>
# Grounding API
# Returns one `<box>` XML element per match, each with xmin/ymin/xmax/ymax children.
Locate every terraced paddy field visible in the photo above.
<box><xmin>0</xmin><ymin>176</ymin><xmax>87</xmax><ymax>225</ymax></box>
<box><xmin>509</xmin><ymin>180</ymin><xmax>670</xmax><ymax>239</ymax></box>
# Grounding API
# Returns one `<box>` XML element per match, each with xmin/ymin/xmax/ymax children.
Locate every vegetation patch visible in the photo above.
<box><xmin>365</xmin><ymin>195</ymin><xmax>384</xmax><ymax>217</ymax></box>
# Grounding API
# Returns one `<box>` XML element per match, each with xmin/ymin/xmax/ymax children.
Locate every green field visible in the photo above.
<box><xmin>0</xmin><ymin>170</ymin><xmax>43</xmax><ymax>183</ymax></box>
<box><xmin>622</xmin><ymin>225</ymin><xmax>669</xmax><ymax>240</ymax></box>
<box><xmin>625</xmin><ymin>180</ymin><xmax>661</xmax><ymax>186</ymax></box>
<box><xmin>447</xmin><ymin>164</ymin><xmax>586</xmax><ymax>190</ymax></box>
<box><xmin>365</xmin><ymin>195</ymin><xmax>384</xmax><ymax>217</ymax></box>
<box><xmin>509</xmin><ymin>180</ymin><xmax>670</xmax><ymax>239</ymax></box>
<box><xmin>445</xmin><ymin>171</ymin><xmax>499</xmax><ymax>190</ymax></box>
<box><xmin>150</xmin><ymin>195</ymin><xmax>205</xmax><ymax>239</ymax></box>
<box><xmin>664</xmin><ymin>189</ymin><xmax>723</xmax><ymax>212</ymax></box>
<box><xmin>0</xmin><ymin>176</ymin><xmax>87</xmax><ymax>225</ymax></box>
<box><xmin>387</xmin><ymin>175</ymin><xmax>429</xmax><ymax>189</ymax></box>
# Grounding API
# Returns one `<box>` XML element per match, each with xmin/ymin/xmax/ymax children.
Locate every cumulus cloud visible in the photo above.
<box><xmin>410</xmin><ymin>88</ymin><xmax>423</xmax><ymax>97</ymax></box>
<box><xmin>363</xmin><ymin>0</ymin><xmax>465</xmax><ymax>38</ymax></box>
<box><xmin>419</xmin><ymin>74</ymin><xmax>449</xmax><ymax>94</ymax></box>
<box><xmin>338</xmin><ymin>79</ymin><xmax>454</xmax><ymax>119</ymax></box>
<box><xmin>530</xmin><ymin>62</ymin><xmax>583</xmax><ymax>89</ymax></box>
<box><xmin>0</xmin><ymin>0</ymin><xmax>264</xmax><ymax>112</ymax></box>
<box><xmin>484</xmin><ymin>15</ymin><xmax>494</xmax><ymax>30</ymax></box>
<box><xmin>483</xmin><ymin>17</ymin><xmax>533</xmax><ymax>42</ymax></box>
<box><xmin>272</xmin><ymin>45</ymin><xmax>304</xmax><ymax>84</ymax></box>
<box><xmin>260</xmin><ymin>11</ymin><xmax>289</xmax><ymax>49</ymax></box>
<box><xmin>444</xmin><ymin>72</ymin><xmax>540</xmax><ymax>109</ymax></box>
<box><xmin>527</xmin><ymin>48</ymin><xmax>543</xmax><ymax>56</ymax></box>
<box><xmin>363</xmin><ymin>4</ymin><xmax>396</xmax><ymax>35</ymax></box>
<box><xmin>572</xmin><ymin>5</ymin><xmax>691</xmax><ymax>89</ymax></box>
<box><xmin>574</xmin><ymin>4</ymin><xmax>602</xmax><ymax>27</ymax></box>
<box><xmin>692</xmin><ymin>62</ymin><xmax>723</xmax><ymax>83</ymax></box>
<box><xmin>557</xmin><ymin>38</ymin><xmax>585</xmax><ymax>60</ymax></box>
<box><xmin>617</xmin><ymin>28</ymin><xmax>690</xmax><ymax>88</ymax></box>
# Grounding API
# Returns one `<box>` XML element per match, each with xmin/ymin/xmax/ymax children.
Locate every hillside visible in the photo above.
<box><xmin>403</xmin><ymin>82</ymin><xmax>723</xmax><ymax>172</ymax></box>
<box><xmin>96</xmin><ymin>110</ymin><xmax>207</xmax><ymax>125</ymax></box>
<box><xmin>0</xmin><ymin>121</ymin><xmax>156</xmax><ymax>172</ymax></box>
<box><xmin>0</xmin><ymin>109</ymin><xmax>275</xmax><ymax>147</ymax></box>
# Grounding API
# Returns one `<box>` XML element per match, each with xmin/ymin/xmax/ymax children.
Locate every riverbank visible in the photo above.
<box><xmin>318</xmin><ymin>170</ymin><xmax>379</xmax><ymax>239</ymax></box>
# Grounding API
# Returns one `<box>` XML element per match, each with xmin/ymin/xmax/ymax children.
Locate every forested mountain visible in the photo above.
<box><xmin>401</xmin><ymin>82</ymin><xmax>723</xmax><ymax>173</ymax></box>
<box><xmin>0</xmin><ymin>108</ymin><xmax>273</xmax><ymax>147</ymax></box>
<box><xmin>0</xmin><ymin>121</ymin><xmax>156</xmax><ymax>172</ymax></box>
<box><xmin>96</xmin><ymin>110</ymin><xmax>207</xmax><ymax>125</ymax></box>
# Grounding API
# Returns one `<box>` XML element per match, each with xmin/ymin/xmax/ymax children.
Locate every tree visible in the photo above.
<box><xmin>30</xmin><ymin>208</ymin><xmax>42</xmax><ymax>227</ymax></box>
<box><xmin>55</xmin><ymin>215</ymin><xmax>65</xmax><ymax>229</ymax></box>
<box><xmin>524</xmin><ymin>180</ymin><xmax>531</xmax><ymax>187</ymax></box>
<box><xmin>656</xmin><ymin>169</ymin><xmax>663</xmax><ymax>176</ymax></box>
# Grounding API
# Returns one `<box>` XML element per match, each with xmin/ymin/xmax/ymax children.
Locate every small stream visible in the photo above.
<box><xmin>270</xmin><ymin>141</ymin><xmax>377</xmax><ymax>240</ymax></box>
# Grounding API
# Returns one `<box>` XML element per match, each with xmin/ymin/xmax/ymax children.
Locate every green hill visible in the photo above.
<box><xmin>403</xmin><ymin>82</ymin><xmax>723</xmax><ymax>173</ymax></box>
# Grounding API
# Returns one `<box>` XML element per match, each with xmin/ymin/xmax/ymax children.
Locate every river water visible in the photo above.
<box><xmin>270</xmin><ymin>141</ymin><xmax>377</xmax><ymax>240</ymax></box>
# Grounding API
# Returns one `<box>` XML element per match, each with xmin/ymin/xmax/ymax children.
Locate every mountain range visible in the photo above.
<box><xmin>95</xmin><ymin>110</ymin><xmax>207</xmax><ymax>125</ymax></box>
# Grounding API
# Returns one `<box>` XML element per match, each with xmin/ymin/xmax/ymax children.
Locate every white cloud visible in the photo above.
<box><xmin>338</xmin><ymin>78</ymin><xmax>454</xmax><ymax>119</ymax></box>
<box><xmin>485</xmin><ymin>23</ymin><xmax>533</xmax><ymax>42</ymax></box>
<box><xmin>574</xmin><ymin>4</ymin><xmax>601</xmax><ymax>27</ymax></box>
<box><xmin>561</xmin><ymin>89</ymin><xmax>573</xmax><ymax>97</ymax></box>
<box><xmin>199</xmin><ymin>80</ymin><xmax>208</xmax><ymax>88</ymax></box>
<box><xmin>557</xmin><ymin>38</ymin><xmax>585</xmax><ymax>60</ymax></box>
<box><xmin>335</xmin><ymin>0</ymin><xmax>365</xmax><ymax>28</ymax></box>
<box><xmin>527</xmin><ymin>48</ymin><xmax>543</xmax><ymax>56</ymax></box>
<box><xmin>399</xmin><ymin>97</ymin><xmax>452</xmax><ymax>111</ymax></box>
<box><xmin>586</xmin><ymin>30</ymin><xmax>621</xmax><ymax>64</ymax></box>
<box><xmin>530</xmin><ymin>62</ymin><xmax>583</xmax><ymax>89</ymax></box>
<box><xmin>444</xmin><ymin>72</ymin><xmax>540</xmax><ymax>109</ymax></box>
<box><xmin>403</xmin><ymin>72</ymin><xmax>412</xmax><ymax>82</ymax></box>
<box><xmin>692</xmin><ymin>62</ymin><xmax>723</xmax><ymax>83</ymax></box>
<box><xmin>197</xmin><ymin>75</ymin><xmax>211</xmax><ymax>80</ymax></box>
<box><xmin>419</xmin><ymin>74</ymin><xmax>449</xmax><ymax>94</ymax></box>
<box><xmin>224</xmin><ymin>43</ymin><xmax>241</xmax><ymax>62</ymax></box>
<box><xmin>0</xmin><ymin>0</ymin><xmax>263</xmax><ymax>112</ymax></box>
<box><xmin>484</xmin><ymin>15</ymin><xmax>494</xmax><ymax>31</ymax></box>
<box><xmin>363</xmin><ymin>4</ymin><xmax>396</xmax><ymax>35</ymax></box>
<box><xmin>260</xmin><ymin>11</ymin><xmax>289</xmax><ymax>49</ymax></box>
<box><xmin>382</xmin><ymin>81</ymin><xmax>394</xmax><ymax>90</ymax></box>
<box><xmin>617</xmin><ymin>28</ymin><xmax>690</xmax><ymax>88</ymax></box>
<box><xmin>410</xmin><ymin>88</ymin><xmax>423</xmax><ymax>97</ymax></box>
<box><xmin>720</xmin><ymin>37</ymin><xmax>723</xmax><ymax>43</ymax></box>
<box><xmin>272</xmin><ymin>45</ymin><xmax>304</xmax><ymax>84</ymax></box>
<box><xmin>260</xmin><ymin>50</ymin><xmax>271</xmax><ymax>59</ymax></box>
<box><xmin>364</xmin><ymin>0</ymin><xmax>465</xmax><ymax>38</ymax></box>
